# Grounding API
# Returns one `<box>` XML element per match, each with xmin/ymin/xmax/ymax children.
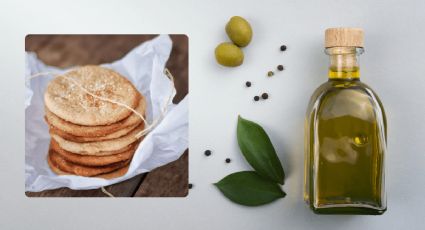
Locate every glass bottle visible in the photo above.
<box><xmin>304</xmin><ymin>28</ymin><xmax>387</xmax><ymax>215</ymax></box>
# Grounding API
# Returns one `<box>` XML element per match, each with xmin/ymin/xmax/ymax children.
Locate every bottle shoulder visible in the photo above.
<box><xmin>308</xmin><ymin>80</ymin><xmax>384</xmax><ymax>107</ymax></box>
<box><xmin>306</xmin><ymin>80</ymin><xmax>386</xmax><ymax>125</ymax></box>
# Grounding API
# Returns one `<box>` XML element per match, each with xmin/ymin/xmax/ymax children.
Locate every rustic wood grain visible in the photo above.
<box><xmin>134</xmin><ymin>151</ymin><xmax>188</xmax><ymax>197</ymax></box>
<box><xmin>25</xmin><ymin>35</ymin><xmax>188</xmax><ymax>197</ymax></box>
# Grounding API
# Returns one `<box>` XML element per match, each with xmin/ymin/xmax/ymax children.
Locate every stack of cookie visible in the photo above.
<box><xmin>44</xmin><ymin>66</ymin><xmax>146</xmax><ymax>179</ymax></box>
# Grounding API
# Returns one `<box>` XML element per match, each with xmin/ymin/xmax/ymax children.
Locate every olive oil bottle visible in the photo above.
<box><xmin>304</xmin><ymin>28</ymin><xmax>387</xmax><ymax>215</ymax></box>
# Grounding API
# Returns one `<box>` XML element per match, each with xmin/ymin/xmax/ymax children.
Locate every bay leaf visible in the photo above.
<box><xmin>214</xmin><ymin>171</ymin><xmax>286</xmax><ymax>206</ymax></box>
<box><xmin>237</xmin><ymin>115</ymin><xmax>285</xmax><ymax>184</ymax></box>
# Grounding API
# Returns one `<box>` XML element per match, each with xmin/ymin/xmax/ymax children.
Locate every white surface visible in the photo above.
<box><xmin>25</xmin><ymin>35</ymin><xmax>189</xmax><ymax>192</ymax></box>
<box><xmin>1</xmin><ymin>0</ymin><xmax>425</xmax><ymax>229</ymax></box>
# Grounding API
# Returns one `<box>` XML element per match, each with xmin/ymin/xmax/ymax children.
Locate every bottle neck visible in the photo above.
<box><xmin>326</xmin><ymin>47</ymin><xmax>364</xmax><ymax>80</ymax></box>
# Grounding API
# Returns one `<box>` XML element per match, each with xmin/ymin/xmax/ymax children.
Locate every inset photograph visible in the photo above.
<box><xmin>25</xmin><ymin>35</ymin><xmax>188</xmax><ymax>197</ymax></box>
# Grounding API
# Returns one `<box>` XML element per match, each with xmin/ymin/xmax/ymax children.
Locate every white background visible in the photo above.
<box><xmin>1</xmin><ymin>0</ymin><xmax>425</xmax><ymax>229</ymax></box>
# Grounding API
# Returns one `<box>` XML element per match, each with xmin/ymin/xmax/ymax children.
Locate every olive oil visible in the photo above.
<box><xmin>304</xmin><ymin>28</ymin><xmax>387</xmax><ymax>215</ymax></box>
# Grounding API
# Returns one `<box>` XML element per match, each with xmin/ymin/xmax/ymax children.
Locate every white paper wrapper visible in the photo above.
<box><xmin>25</xmin><ymin>35</ymin><xmax>188</xmax><ymax>192</ymax></box>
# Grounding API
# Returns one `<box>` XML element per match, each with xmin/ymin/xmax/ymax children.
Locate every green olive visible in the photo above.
<box><xmin>225</xmin><ymin>16</ymin><xmax>253</xmax><ymax>47</ymax></box>
<box><xmin>215</xmin><ymin>42</ymin><xmax>244</xmax><ymax>67</ymax></box>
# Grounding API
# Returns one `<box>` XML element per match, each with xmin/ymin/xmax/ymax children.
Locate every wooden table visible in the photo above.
<box><xmin>25</xmin><ymin>35</ymin><xmax>188</xmax><ymax>197</ymax></box>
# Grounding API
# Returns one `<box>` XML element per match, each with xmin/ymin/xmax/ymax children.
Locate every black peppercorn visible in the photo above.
<box><xmin>225</xmin><ymin>158</ymin><xmax>231</xmax><ymax>163</ymax></box>
<box><xmin>261</xmin><ymin>93</ymin><xmax>269</xmax><ymax>99</ymax></box>
<box><xmin>254</xmin><ymin>96</ymin><xmax>260</xmax><ymax>101</ymax></box>
<box><xmin>204</xmin><ymin>150</ymin><xmax>212</xmax><ymax>156</ymax></box>
<box><xmin>277</xmin><ymin>65</ymin><xmax>284</xmax><ymax>71</ymax></box>
<box><xmin>280</xmin><ymin>45</ymin><xmax>287</xmax><ymax>51</ymax></box>
<box><xmin>188</xmin><ymin>183</ymin><xmax>193</xmax><ymax>189</ymax></box>
<box><xmin>245</xmin><ymin>81</ymin><xmax>251</xmax><ymax>87</ymax></box>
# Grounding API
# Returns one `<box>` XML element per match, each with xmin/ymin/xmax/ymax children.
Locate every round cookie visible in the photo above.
<box><xmin>48</xmin><ymin>156</ymin><xmax>130</xmax><ymax>179</ymax></box>
<box><xmin>50</xmin><ymin>139</ymin><xmax>138</xmax><ymax>166</ymax></box>
<box><xmin>51</xmin><ymin>123</ymin><xmax>145</xmax><ymax>155</ymax></box>
<box><xmin>48</xmin><ymin>149</ymin><xmax>130</xmax><ymax>177</ymax></box>
<box><xmin>49</xmin><ymin>122</ymin><xmax>141</xmax><ymax>143</ymax></box>
<box><xmin>53</xmin><ymin>142</ymin><xmax>135</xmax><ymax>156</ymax></box>
<box><xmin>44</xmin><ymin>65</ymin><xmax>140</xmax><ymax>126</ymax></box>
<box><xmin>44</xmin><ymin>96</ymin><xmax>146</xmax><ymax>137</ymax></box>
<box><xmin>98</xmin><ymin>165</ymin><xmax>129</xmax><ymax>180</ymax></box>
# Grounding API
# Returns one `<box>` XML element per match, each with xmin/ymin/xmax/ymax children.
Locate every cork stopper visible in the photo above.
<box><xmin>325</xmin><ymin>28</ymin><xmax>364</xmax><ymax>48</ymax></box>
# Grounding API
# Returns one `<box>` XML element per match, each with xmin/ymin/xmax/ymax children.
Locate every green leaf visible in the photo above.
<box><xmin>214</xmin><ymin>171</ymin><xmax>286</xmax><ymax>206</ymax></box>
<box><xmin>237</xmin><ymin>115</ymin><xmax>285</xmax><ymax>184</ymax></box>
